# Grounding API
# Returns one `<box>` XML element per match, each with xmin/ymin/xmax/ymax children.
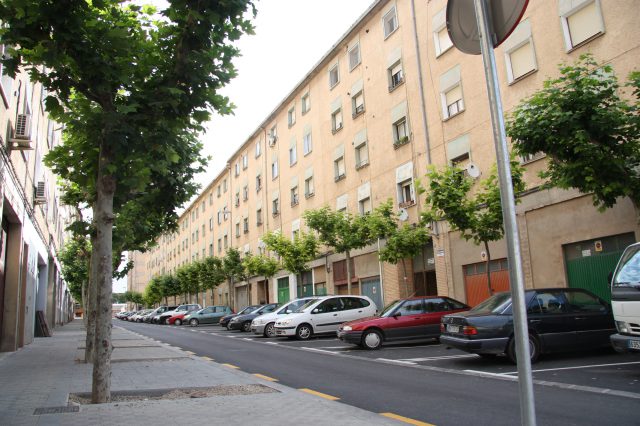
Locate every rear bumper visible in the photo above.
<box><xmin>440</xmin><ymin>335</ymin><xmax>509</xmax><ymax>354</ymax></box>
<box><xmin>610</xmin><ymin>333</ymin><xmax>640</xmax><ymax>353</ymax></box>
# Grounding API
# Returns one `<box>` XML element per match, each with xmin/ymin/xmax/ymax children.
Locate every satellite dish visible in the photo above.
<box><xmin>466</xmin><ymin>162</ymin><xmax>481</xmax><ymax>179</ymax></box>
<box><xmin>398</xmin><ymin>208</ymin><xmax>409</xmax><ymax>222</ymax></box>
<box><xmin>447</xmin><ymin>0</ymin><xmax>529</xmax><ymax>55</ymax></box>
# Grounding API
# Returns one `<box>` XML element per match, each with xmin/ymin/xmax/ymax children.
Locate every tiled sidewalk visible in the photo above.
<box><xmin>0</xmin><ymin>321</ymin><xmax>401</xmax><ymax>426</ymax></box>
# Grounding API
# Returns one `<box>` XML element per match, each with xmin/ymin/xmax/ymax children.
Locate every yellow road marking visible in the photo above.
<box><xmin>253</xmin><ymin>373</ymin><xmax>278</xmax><ymax>382</ymax></box>
<box><xmin>201</xmin><ymin>356</ymin><xmax>214</xmax><ymax>361</ymax></box>
<box><xmin>222</xmin><ymin>363</ymin><xmax>240</xmax><ymax>369</ymax></box>
<box><xmin>380</xmin><ymin>413</ymin><xmax>435</xmax><ymax>426</ymax></box>
<box><xmin>298</xmin><ymin>388</ymin><xmax>339</xmax><ymax>401</ymax></box>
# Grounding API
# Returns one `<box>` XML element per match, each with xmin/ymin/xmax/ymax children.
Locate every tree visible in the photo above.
<box><xmin>368</xmin><ymin>201</ymin><xmax>431</xmax><ymax>298</ymax></box>
<box><xmin>243</xmin><ymin>254</ymin><xmax>279</xmax><ymax>304</ymax></box>
<box><xmin>58</xmin><ymin>236</ymin><xmax>91</xmax><ymax>307</ymax></box>
<box><xmin>158</xmin><ymin>274</ymin><xmax>181</xmax><ymax>305</ymax></box>
<box><xmin>304</xmin><ymin>207</ymin><xmax>372</xmax><ymax>294</ymax></box>
<box><xmin>144</xmin><ymin>278</ymin><xmax>163</xmax><ymax>307</ymax></box>
<box><xmin>199</xmin><ymin>257</ymin><xmax>226</xmax><ymax>306</ymax></box>
<box><xmin>222</xmin><ymin>248</ymin><xmax>246</xmax><ymax>309</ymax></box>
<box><xmin>262</xmin><ymin>231</ymin><xmax>318</xmax><ymax>299</ymax></box>
<box><xmin>507</xmin><ymin>54</ymin><xmax>640</xmax><ymax>214</ymax></box>
<box><xmin>176</xmin><ymin>263</ymin><xmax>200</xmax><ymax>304</ymax></box>
<box><xmin>126</xmin><ymin>292</ymin><xmax>144</xmax><ymax>310</ymax></box>
<box><xmin>422</xmin><ymin>160</ymin><xmax>525</xmax><ymax>296</ymax></box>
<box><xmin>0</xmin><ymin>0</ymin><xmax>255</xmax><ymax>403</ymax></box>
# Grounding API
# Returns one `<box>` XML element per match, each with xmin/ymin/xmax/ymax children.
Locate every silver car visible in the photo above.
<box><xmin>251</xmin><ymin>297</ymin><xmax>318</xmax><ymax>337</ymax></box>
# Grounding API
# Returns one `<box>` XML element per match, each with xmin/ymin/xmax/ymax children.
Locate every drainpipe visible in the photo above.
<box><xmin>410</xmin><ymin>0</ymin><xmax>432</xmax><ymax>165</ymax></box>
<box><xmin>377</xmin><ymin>238</ymin><xmax>385</xmax><ymax>309</ymax></box>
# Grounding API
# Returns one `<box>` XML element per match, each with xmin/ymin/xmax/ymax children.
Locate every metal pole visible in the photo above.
<box><xmin>473</xmin><ymin>1</ymin><xmax>536</xmax><ymax>425</ymax></box>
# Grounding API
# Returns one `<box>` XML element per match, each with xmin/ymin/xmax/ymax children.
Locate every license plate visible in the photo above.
<box><xmin>630</xmin><ymin>339</ymin><xmax>640</xmax><ymax>350</ymax></box>
<box><xmin>447</xmin><ymin>324</ymin><xmax>460</xmax><ymax>333</ymax></box>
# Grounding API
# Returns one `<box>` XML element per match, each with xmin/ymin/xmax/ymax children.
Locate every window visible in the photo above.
<box><xmin>329</xmin><ymin>63</ymin><xmax>339</xmax><ymax>88</ymax></box>
<box><xmin>224</xmin><ymin>235</ymin><xmax>228</xmax><ymax>248</ymax></box>
<box><xmin>564</xmin><ymin>290</ymin><xmax>606</xmax><ymax>313</ymax></box>
<box><xmin>256</xmin><ymin>208</ymin><xmax>263</xmax><ymax>226</ymax></box>
<box><xmin>305</xmin><ymin>176</ymin><xmax>314</xmax><ymax>198</ymax></box>
<box><xmin>217</xmin><ymin>210</ymin><xmax>222</xmax><ymax>224</ymax></box>
<box><xmin>348</xmin><ymin>42</ymin><xmax>361</xmax><ymax>71</ymax></box>
<box><xmin>303</xmin><ymin>131</ymin><xmax>312</xmax><ymax>155</ymax></box>
<box><xmin>352</xmin><ymin>91</ymin><xmax>365</xmax><ymax>118</ymax></box>
<box><xmin>209</xmin><ymin>218</ymin><xmax>213</xmax><ymax>230</ymax></box>
<box><xmin>288</xmin><ymin>106</ymin><xmax>296</xmax><ymax>127</ymax></box>
<box><xmin>217</xmin><ymin>185</ymin><xmax>221</xmax><ymax>197</ymax></box>
<box><xmin>397</xmin><ymin>299</ymin><xmax>424</xmax><ymax>316</ymax></box>
<box><xmin>334</xmin><ymin>156</ymin><xmax>346</xmax><ymax>181</ymax></box>
<box><xmin>272</xmin><ymin>198</ymin><xmax>280</xmax><ymax>216</ymax></box>
<box><xmin>359</xmin><ymin>197</ymin><xmax>371</xmax><ymax>215</ymax></box>
<box><xmin>235</xmin><ymin>191</ymin><xmax>240</xmax><ymax>207</ymax></box>
<box><xmin>383</xmin><ymin>6</ymin><xmax>398</xmax><ymax>38</ymax></box>
<box><xmin>301</xmin><ymin>92</ymin><xmax>310</xmax><ymax>114</ymax></box>
<box><xmin>398</xmin><ymin>178</ymin><xmax>415</xmax><ymax>207</ymax></box>
<box><xmin>255</xmin><ymin>140</ymin><xmax>261</xmax><ymax>157</ymax></box>
<box><xmin>242</xmin><ymin>154</ymin><xmax>248</xmax><ymax>169</ymax></box>
<box><xmin>560</xmin><ymin>0</ymin><xmax>605</xmax><ymax>51</ymax></box>
<box><xmin>223</xmin><ymin>179</ymin><xmax>227</xmax><ymax>192</ymax></box>
<box><xmin>209</xmin><ymin>192</ymin><xmax>213</xmax><ymax>206</ymax></box>
<box><xmin>388</xmin><ymin>62</ymin><xmax>404</xmax><ymax>91</ymax></box>
<box><xmin>0</xmin><ymin>43</ymin><xmax>14</xmax><ymax>107</ymax></box>
<box><xmin>268</xmin><ymin>125</ymin><xmax>278</xmax><ymax>145</ymax></box>
<box><xmin>331</xmin><ymin>109</ymin><xmax>343</xmax><ymax>133</ymax></box>
<box><xmin>503</xmin><ymin>20</ymin><xmax>537</xmax><ymax>84</ymax></box>
<box><xmin>235</xmin><ymin>162</ymin><xmax>240</xmax><ymax>176</ymax></box>
<box><xmin>355</xmin><ymin>141</ymin><xmax>369</xmax><ymax>169</ymax></box>
<box><xmin>243</xmin><ymin>185</ymin><xmax>248</xmax><ymax>201</ymax></box>
<box><xmin>289</xmin><ymin>143</ymin><xmax>297</xmax><ymax>166</ymax></box>
<box><xmin>393</xmin><ymin>117</ymin><xmax>409</xmax><ymax>146</ymax></box>
<box><xmin>433</xmin><ymin>8</ymin><xmax>453</xmax><ymax>56</ymax></box>
<box><xmin>272</xmin><ymin>159</ymin><xmax>279</xmax><ymax>179</ymax></box>
<box><xmin>256</xmin><ymin>174</ymin><xmax>262</xmax><ymax>192</ymax></box>
<box><xmin>236</xmin><ymin>222</ymin><xmax>240</xmax><ymax>237</ymax></box>
<box><xmin>243</xmin><ymin>218</ymin><xmax>249</xmax><ymax>234</ymax></box>
<box><xmin>443</xmin><ymin>84</ymin><xmax>464</xmax><ymax>119</ymax></box>
<box><xmin>291</xmin><ymin>186</ymin><xmax>299</xmax><ymax>206</ymax></box>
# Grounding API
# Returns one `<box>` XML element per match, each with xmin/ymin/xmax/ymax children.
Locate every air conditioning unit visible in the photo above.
<box><xmin>9</xmin><ymin>114</ymin><xmax>34</xmax><ymax>150</ymax></box>
<box><xmin>34</xmin><ymin>181</ymin><xmax>46</xmax><ymax>204</ymax></box>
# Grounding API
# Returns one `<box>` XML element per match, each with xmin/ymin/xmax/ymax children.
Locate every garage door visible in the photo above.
<box><xmin>277</xmin><ymin>277</ymin><xmax>290</xmax><ymax>303</ymax></box>
<box><xmin>463</xmin><ymin>259</ymin><xmax>510</xmax><ymax>306</ymax></box>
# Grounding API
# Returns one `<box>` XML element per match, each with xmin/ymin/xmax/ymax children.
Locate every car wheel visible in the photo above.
<box><xmin>242</xmin><ymin>321</ymin><xmax>252</xmax><ymax>332</ymax></box>
<box><xmin>507</xmin><ymin>334</ymin><xmax>540</xmax><ymax>364</ymax></box>
<box><xmin>190</xmin><ymin>319</ymin><xmax>199</xmax><ymax>327</ymax></box>
<box><xmin>225</xmin><ymin>323</ymin><xmax>231</xmax><ymax>330</ymax></box>
<box><xmin>174</xmin><ymin>319</ymin><xmax>182</xmax><ymax>326</ymax></box>
<box><xmin>264</xmin><ymin>322</ymin><xmax>276</xmax><ymax>338</ymax></box>
<box><xmin>362</xmin><ymin>329</ymin><xmax>383</xmax><ymax>350</ymax></box>
<box><xmin>295</xmin><ymin>324</ymin><xmax>313</xmax><ymax>340</ymax></box>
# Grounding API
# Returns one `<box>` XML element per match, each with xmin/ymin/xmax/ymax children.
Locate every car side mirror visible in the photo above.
<box><xmin>312</xmin><ymin>308</ymin><xmax>319</xmax><ymax>314</ymax></box>
<box><xmin>393</xmin><ymin>312</ymin><xmax>401</xmax><ymax>318</ymax></box>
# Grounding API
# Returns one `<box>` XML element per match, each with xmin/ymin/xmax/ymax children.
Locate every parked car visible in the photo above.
<box><xmin>151</xmin><ymin>306</ymin><xmax>178</xmax><ymax>324</ymax></box>
<box><xmin>158</xmin><ymin>304</ymin><xmax>201</xmax><ymax>325</ymax></box>
<box><xmin>228</xmin><ymin>303</ymin><xmax>280</xmax><ymax>332</ymax></box>
<box><xmin>274</xmin><ymin>295</ymin><xmax>377</xmax><ymax>340</ymax></box>
<box><xmin>115</xmin><ymin>311</ymin><xmax>131</xmax><ymax>320</ymax></box>
<box><xmin>127</xmin><ymin>310</ymin><xmax>146</xmax><ymax>322</ymax></box>
<box><xmin>134</xmin><ymin>309</ymin><xmax>155</xmax><ymax>322</ymax></box>
<box><xmin>143</xmin><ymin>306</ymin><xmax>173</xmax><ymax>323</ymax></box>
<box><xmin>252</xmin><ymin>297</ymin><xmax>319</xmax><ymax>337</ymax></box>
<box><xmin>338</xmin><ymin>296</ymin><xmax>469</xmax><ymax>349</ymax></box>
<box><xmin>440</xmin><ymin>288</ymin><xmax>615</xmax><ymax>363</ymax></box>
<box><xmin>219</xmin><ymin>305</ymin><xmax>262</xmax><ymax>329</ymax></box>
<box><xmin>185</xmin><ymin>306</ymin><xmax>233</xmax><ymax>326</ymax></box>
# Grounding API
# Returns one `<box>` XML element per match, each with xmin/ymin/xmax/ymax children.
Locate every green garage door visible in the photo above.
<box><xmin>564</xmin><ymin>233</ymin><xmax>635</xmax><ymax>303</ymax></box>
<box><xmin>277</xmin><ymin>277</ymin><xmax>290</xmax><ymax>304</ymax></box>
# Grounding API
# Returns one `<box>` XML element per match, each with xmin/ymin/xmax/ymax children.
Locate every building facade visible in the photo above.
<box><xmin>0</xmin><ymin>43</ymin><xmax>74</xmax><ymax>351</ymax></box>
<box><xmin>128</xmin><ymin>0</ymin><xmax>639</xmax><ymax>311</ymax></box>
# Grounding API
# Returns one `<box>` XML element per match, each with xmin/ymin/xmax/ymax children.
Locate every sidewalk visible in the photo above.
<box><xmin>0</xmin><ymin>320</ymin><xmax>402</xmax><ymax>425</ymax></box>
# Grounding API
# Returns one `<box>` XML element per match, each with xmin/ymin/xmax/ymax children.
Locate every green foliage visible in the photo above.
<box><xmin>157</xmin><ymin>274</ymin><xmax>181</xmax><ymax>300</ymax></box>
<box><xmin>125</xmin><ymin>291</ymin><xmax>144</xmax><ymax>307</ymax></box>
<box><xmin>422</xmin><ymin>159</ymin><xmax>525</xmax><ymax>247</ymax></box>
<box><xmin>112</xmin><ymin>293</ymin><xmax>127</xmax><ymax>304</ymax></box>
<box><xmin>303</xmin><ymin>206</ymin><xmax>373</xmax><ymax>255</ymax></box>
<box><xmin>199</xmin><ymin>256</ymin><xmax>226</xmax><ymax>292</ymax></box>
<box><xmin>144</xmin><ymin>277</ymin><xmax>163</xmax><ymax>306</ymax></box>
<box><xmin>58</xmin><ymin>236</ymin><xmax>91</xmax><ymax>304</ymax></box>
<box><xmin>176</xmin><ymin>262</ymin><xmax>200</xmax><ymax>296</ymax></box>
<box><xmin>262</xmin><ymin>231</ymin><xmax>318</xmax><ymax>276</ymax></box>
<box><xmin>243</xmin><ymin>254</ymin><xmax>280</xmax><ymax>279</ymax></box>
<box><xmin>222</xmin><ymin>248</ymin><xmax>246</xmax><ymax>282</ymax></box>
<box><xmin>507</xmin><ymin>54</ymin><xmax>640</xmax><ymax>211</ymax></box>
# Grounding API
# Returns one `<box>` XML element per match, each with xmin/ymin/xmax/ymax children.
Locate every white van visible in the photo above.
<box><xmin>610</xmin><ymin>242</ymin><xmax>640</xmax><ymax>353</ymax></box>
<box><xmin>251</xmin><ymin>297</ymin><xmax>318</xmax><ymax>337</ymax></box>
<box><xmin>274</xmin><ymin>295</ymin><xmax>377</xmax><ymax>340</ymax></box>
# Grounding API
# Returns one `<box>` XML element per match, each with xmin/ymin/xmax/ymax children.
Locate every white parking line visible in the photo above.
<box><xmin>376</xmin><ymin>358</ymin><xmax>417</xmax><ymax>365</ymax></box>
<box><xmin>242</xmin><ymin>338</ymin><xmax>254</xmax><ymax>341</ymax></box>
<box><xmin>501</xmin><ymin>361</ymin><xmax>640</xmax><ymax>375</ymax></box>
<box><xmin>401</xmin><ymin>354</ymin><xmax>478</xmax><ymax>362</ymax></box>
<box><xmin>264</xmin><ymin>342</ymin><xmax>279</xmax><ymax>345</ymax></box>
<box><xmin>302</xmin><ymin>347</ymin><xmax>340</xmax><ymax>355</ymax></box>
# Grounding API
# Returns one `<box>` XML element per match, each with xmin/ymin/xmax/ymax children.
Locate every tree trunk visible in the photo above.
<box><xmin>484</xmin><ymin>240</ymin><xmax>493</xmax><ymax>297</ymax></box>
<box><xmin>85</xmin><ymin>235</ymin><xmax>98</xmax><ymax>363</ymax></box>
<box><xmin>229</xmin><ymin>277</ymin><xmax>235</xmax><ymax>311</ymax></box>
<box><xmin>81</xmin><ymin>281</ymin><xmax>88</xmax><ymax>327</ymax></box>
<box><xmin>164</xmin><ymin>296</ymin><xmax>168</xmax><ymax>305</ymax></box>
<box><xmin>173</xmin><ymin>295</ymin><xmax>177</xmax><ymax>305</ymax></box>
<box><xmin>91</xmin><ymin>142</ymin><xmax>115</xmax><ymax>404</ymax></box>
<box><xmin>401</xmin><ymin>259</ymin><xmax>409</xmax><ymax>298</ymax></box>
<box><xmin>210</xmin><ymin>288</ymin><xmax>214</xmax><ymax>306</ymax></box>
<box><xmin>345</xmin><ymin>251</ymin><xmax>352</xmax><ymax>294</ymax></box>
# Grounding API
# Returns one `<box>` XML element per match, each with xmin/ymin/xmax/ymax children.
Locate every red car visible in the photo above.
<box><xmin>338</xmin><ymin>296</ymin><xmax>469</xmax><ymax>349</ymax></box>
<box><xmin>167</xmin><ymin>312</ymin><xmax>188</xmax><ymax>326</ymax></box>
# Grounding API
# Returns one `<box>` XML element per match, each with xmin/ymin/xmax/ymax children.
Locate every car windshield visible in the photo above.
<box><xmin>293</xmin><ymin>299</ymin><xmax>319</xmax><ymax>313</ymax></box>
<box><xmin>469</xmin><ymin>292</ymin><xmax>512</xmax><ymax>314</ymax></box>
<box><xmin>281</xmin><ymin>299</ymin><xmax>317</xmax><ymax>314</ymax></box>
<box><xmin>238</xmin><ymin>306</ymin><xmax>259</xmax><ymax>315</ymax></box>
<box><xmin>613</xmin><ymin>245</ymin><xmax>640</xmax><ymax>289</ymax></box>
<box><xmin>380</xmin><ymin>300</ymin><xmax>404</xmax><ymax>317</ymax></box>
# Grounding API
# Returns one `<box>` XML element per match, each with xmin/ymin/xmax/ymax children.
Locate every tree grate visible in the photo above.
<box><xmin>33</xmin><ymin>406</ymin><xmax>80</xmax><ymax>415</ymax></box>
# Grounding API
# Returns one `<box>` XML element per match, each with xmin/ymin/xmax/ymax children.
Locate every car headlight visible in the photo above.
<box><xmin>342</xmin><ymin>325</ymin><xmax>352</xmax><ymax>331</ymax></box>
<box><xmin>616</xmin><ymin>321</ymin><xmax>630</xmax><ymax>334</ymax></box>
<box><xmin>230</xmin><ymin>317</ymin><xmax>239</xmax><ymax>322</ymax></box>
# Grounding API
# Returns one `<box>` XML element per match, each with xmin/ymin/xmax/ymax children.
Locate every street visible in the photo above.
<box><xmin>118</xmin><ymin>320</ymin><xmax>640</xmax><ymax>426</ymax></box>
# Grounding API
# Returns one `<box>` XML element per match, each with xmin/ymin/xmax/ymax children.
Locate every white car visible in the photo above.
<box><xmin>274</xmin><ymin>295</ymin><xmax>377</xmax><ymax>340</ymax></box>
<box><xmin>251</xmin><ymin>297</ymin><xmax>318</xmax><ymax>337</ymax></box>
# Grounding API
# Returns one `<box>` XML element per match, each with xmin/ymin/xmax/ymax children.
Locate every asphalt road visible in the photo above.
<box><xmin>117</xmin><ymin>320</ymin><xmax>640</xmax><ymax>426</ymax></box>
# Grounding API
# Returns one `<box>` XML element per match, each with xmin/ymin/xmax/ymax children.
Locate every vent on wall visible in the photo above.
<box><xmin>10</xmin><ymin>114</ymin><xmax>34</xmax><ymax>150</ymax></box>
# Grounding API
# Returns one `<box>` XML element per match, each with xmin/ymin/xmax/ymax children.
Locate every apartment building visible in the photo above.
<box><xmin>128</xmin><ymin>0</ymin><xmax>640</xmax><ymax>311</ymax></box>
<box><xmin>0</xmin><ymin>44</ymin><xmax>74</xmax><ymax>351</ymax></box>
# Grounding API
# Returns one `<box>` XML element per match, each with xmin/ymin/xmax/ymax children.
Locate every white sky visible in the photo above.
<box><xmin>115</xmin><ymin>0</ymin><xmax>374</xmax><ymax>293</ymax></box>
